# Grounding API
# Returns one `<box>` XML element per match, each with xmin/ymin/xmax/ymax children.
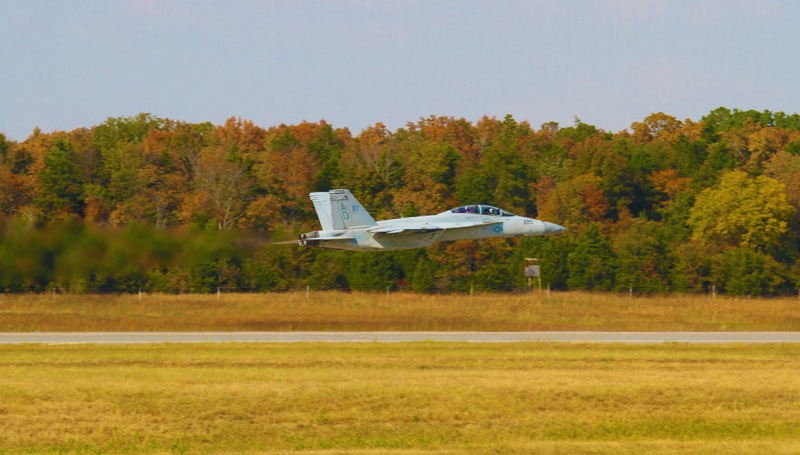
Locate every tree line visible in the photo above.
<box><xmin>1</xmin><ymin>108</ymin><xmax>800</xmax><ymax>294</ymax></box>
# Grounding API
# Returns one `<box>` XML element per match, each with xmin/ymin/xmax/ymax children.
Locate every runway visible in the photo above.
<box><xmin>3</xmin><ymin>331</ymin><xmax>800</xmax><ymax>344</ymax></box>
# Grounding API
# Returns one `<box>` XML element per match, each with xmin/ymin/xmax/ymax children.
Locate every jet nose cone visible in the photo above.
<box><xmin>543</xmin><ymin>222</ymin><xmax>567</xmax><ymax>234</ymax></box>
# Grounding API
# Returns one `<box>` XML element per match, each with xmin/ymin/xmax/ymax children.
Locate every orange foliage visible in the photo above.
<box><xmin>745</xmin><ymin>126</ymin><xmax>800</xmax><ymax>171</ymax></box>
<box><xmin>240</xmin><ymin>194</ymin><xmax>283</xmax><ymax>230</ymax></box>
<box><xmin>536</xmin><ymin>174</ymin><xmax>609</xmax><ymax>229</ymax></box>
<box><xmin>631</xmin><ymin>112</ymin><xmax>683</xmax><ymax>143</ymax></box>
<box><xmin>193</xmin><ymin>146</ymin><xmax>252</xmax><ymax>229</ymax></box>
<box><xmin>408</xmin><ymin>116</ymin><xmax>478</xmax><ymax>164</ymax></box>
<box><xmin>0</xmin><ymin>167</ymin><xmax>37</xmax><ymax>215</ymax></box>
<box><xmin>389</xmin><ymin>171</ymin><xmax>453</xmax><ymax>216</ymax></box>
<box><xmin>84</xmin><ymin>195</ymin><xmax>107</xmax><ymax>222</ymax></box>
<box><xmin>649</xmin><ymin>169</ymin><xmax>692</xmax><ymax>201</ymax></box>
<box><xmin>214</xmin><ymin>117</ymin><xmax>266</xmax><ymax>155</ymax></box>
<box><xmin>262</xmin><ymin>143</ymin><xmax>318</xmax><ymax>204</ymax></box>
<box><xmin>765</xmin><ymin>150</ymin><xmax>800</xmax><ymax>221</ymax></box>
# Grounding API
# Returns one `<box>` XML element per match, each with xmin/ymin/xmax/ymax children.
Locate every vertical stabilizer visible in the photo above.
<box><xmin>328</xmin><ymin>189</ymin><xmax>377</xmax><ymax>228</ymax></box>
<box><xmin>309</xmin><ymin>192</ymin><xmax>336</xmax><ymax>230</ymax></box>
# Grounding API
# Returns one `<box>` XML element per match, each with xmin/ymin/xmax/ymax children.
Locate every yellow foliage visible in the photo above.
<box><xmin>689</xmin><ymin>170</ymin><xmax>791</xmax><ymax>249</ymax></box>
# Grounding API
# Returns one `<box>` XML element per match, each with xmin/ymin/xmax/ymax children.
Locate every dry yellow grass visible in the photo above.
<box><xmin>1</xmin><ymin>342</ymin><xmax>799</xmax><ymax>454</ymax></box>
<box><xmin>1</xmin><ymin>290</ymin><xmax>800</xmax><ymax>331</ymax></box>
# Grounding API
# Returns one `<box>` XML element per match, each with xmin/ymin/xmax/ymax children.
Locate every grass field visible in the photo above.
<box><xmin>1</xmin><ymin>291</ymin><xmax>800</xmax><ymax>332</ymax></box>
<box><xmin>1</xmin><ymin>342</ymin><xmax>800</xmax><ymax>454</ymax></box>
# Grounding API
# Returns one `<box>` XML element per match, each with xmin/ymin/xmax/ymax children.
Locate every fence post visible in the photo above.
<box><xmin>629</xmin><ymin>286</ymin><xmax>633</xmax><ymax>299</ymax></box>
<box><xmin>470</xmin><ymin>284</ymin><xmax>474</xmax><ymax>297</ymax></box>
<box><xmin>547</xmin><ymin>284</ymin><xmax>550</xmax><ymax>299</ymax></box>
<box><xmin>217</xmin><ymin>286</ymin><xmax>221</xmax><ymax>301</ymax></box>
<box><xmin>712</xmin><ymin>285</ymin><xmax>716</xmax><ymax>299</ymax></box>
<box><xmin>386</xmin><ymin>286</ymin><xmax>390</xmax><ymax>301</ymax></box>
<box><xmin>306</xmin><ymin>285</ymin><xmax>309</xmax><ymax>301</ymax></box>
<box><xmin>138</xmin><ymin>288</ymin><xmax>142</xmax><ymax>301</ymax></box>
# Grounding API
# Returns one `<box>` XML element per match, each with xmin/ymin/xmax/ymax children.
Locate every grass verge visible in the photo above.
<box><xmin>1</xmin><ymin>291</ymin><xmax>800</xmax><ymax>331</ymax></box>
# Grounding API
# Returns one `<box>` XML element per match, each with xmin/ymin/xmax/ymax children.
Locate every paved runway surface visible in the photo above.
<box><xmin>3</xmin><ymin>331</ymin><xmax>800</xmax><ymax>344</ymax></box>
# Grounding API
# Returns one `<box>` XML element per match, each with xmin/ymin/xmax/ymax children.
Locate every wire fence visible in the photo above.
<box><xmin>2</xmin><ymin>283</ymin><xmax>798</xmax><ymax>298</ymax></box>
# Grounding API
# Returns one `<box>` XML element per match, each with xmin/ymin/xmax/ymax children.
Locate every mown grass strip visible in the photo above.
<box><xmin>1</xmin><ymin>343</ymin><xmax>799</xmax><ymax>454</ymax></box>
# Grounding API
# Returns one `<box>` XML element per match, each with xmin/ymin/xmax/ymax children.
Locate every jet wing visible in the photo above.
<box><xmin>368</xmin><ymin>220</ymin><xmax>502</xmax><ymax>235</ymax></box>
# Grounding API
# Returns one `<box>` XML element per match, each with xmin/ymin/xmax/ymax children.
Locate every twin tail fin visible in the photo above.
<box><xmin>309</xmin><ymin>189</ymin><xmax>377</xmax><ymax>230</ymax></box>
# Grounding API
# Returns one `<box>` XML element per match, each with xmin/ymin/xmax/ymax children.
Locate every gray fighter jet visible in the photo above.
<box><xmin>291</xmin><ymin>189</ymin><xmax>566</xmax><ymax>251</ymax></box>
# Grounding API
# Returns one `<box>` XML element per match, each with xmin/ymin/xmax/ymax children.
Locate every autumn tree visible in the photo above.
<box><xmin>536</xmin><ymin>174</ymin><xmax>609</xmax><ymax>229</ymax></box>
<box><xmin>338</xmin><ymin>123</ymin><xmax>402</xmax><ymax>217</ymax></box>
<box><xmin>631</xmin><ymin>112</ymin><xmax>684</xmax><ymax>143</ymax></box>
<box><xmin>765</xmin><ymin>151</ymin><xmax>800</xmax><ymax>223</ymax></box>
<box><xmin>0</xmin><ymin>165</ymin><xmax>36</xmax><ymax>216</ymax></box>
<box><xmin>689</xmin><ymin>170</ymin><xmax>792</xmax><ymax>250</ymax></box>
<box><xmin>407</xmin><ymin>116</ymin><xmax>478</xmax><ymax>165</ymax></box>
<box><xmin>5</xmin><ymin>107</ymin><xmax>800</xmax><ymax>294</ymax></box>
<box><xmin>258</xmin><ymin>124</ymin><xmax>322</xmax><ymax>222</ymax></box>
<box><xmin>187</xmin><ymin>146</ymin><xmax>253</xmax><ymax>229</ymax></box>
<box><xmin>91</xmin><ymin>114</ymin><xmax>170</xmax><ymax>221</ymax></box>
<box><xmin>0</xmin><ymin>133</ymin><xmax>9</xmax><ymax>163</ymax></box>
<box><xmin>388</xmin><ymin>130</ymin><xmax>460</xmax><ymax>216</ymax></box>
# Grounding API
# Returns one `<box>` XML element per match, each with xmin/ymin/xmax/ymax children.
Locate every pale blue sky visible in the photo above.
<box><xmin>2</xmin><ymin>0</ymin><xmax>799</xmax><ymax>141</ymax></box>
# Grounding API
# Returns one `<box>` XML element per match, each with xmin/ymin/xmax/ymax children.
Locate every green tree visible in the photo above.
<box><xmin>514</xmin><ymin>235</ymin><xmax>572</xmax><ymax>290</ymax></box>
<box><xmin>454</xmin><ymin>167</ymin><xmax>492</xmax><ymax>205</ymax></box>
<box><xmin>0</xmin><ymin>132</ymin><xmax>9</xmax><ymax>161</ymax></box>
<box><xmin>411</xmin><ymin>257</ymin><xmax>436</xmax><ymax>292</ymax></box>
<box><xmin>35</xmin><ymin>140</ymin><xmax>86</xmax><ymax>218</ymax></box>
<box><xmin>711</xmin><ymin>247</ymin><xmax>785</xmax><ymax>295</ymax></box>
<box><xmin>566</xmin><ymin>224</ymin><xmax>616</xmax><ymax>291</ymax></box>
<box><xmin>345</xmin><ymin>253</ymin><xmax>396</xmax><ymax>291</ymax></box>
<box><xmin>93</xmin><ymin>113</ymin><xmax>164</xmax><ymax>153</ymax></box>
<box><xmin>306</xmin><ymin>250</ymin><xmax>346</xmax><ymax>290</ymax></box>
<box><xmin>311</xmin><ymin>125</ymin><xmax>344</xmax><ymax>192</ymax></box>
<box><xmin>242</xmin><ymin>254</ymin><xmax>289</xmax><ymax>291</ymax></box>
<box><xmin>612</xmin><ymin>219</ymin><xmax>670</xmax><ymax>293</ymax></box>
<box><xmin>471</xmin><ymin>262</ymin><xmax>513</xmax><ymax>292</ymax></box>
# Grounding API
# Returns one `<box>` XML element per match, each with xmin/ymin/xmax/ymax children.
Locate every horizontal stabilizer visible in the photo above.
<box><xmin>310</xmin><ymin>235</ymin><xmax>355</xmax><ymax>241</ymax></box>
<box><xmin>273</xmin><ymin>240</ymin><xmax>301</xmax><ymax>245</ymax></box>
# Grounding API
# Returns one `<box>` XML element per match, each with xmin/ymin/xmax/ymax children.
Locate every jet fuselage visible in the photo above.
<box><xmin>300</xmin><ymin>205</ymin><xmax>566</xmax><ymax>251</ymax></box>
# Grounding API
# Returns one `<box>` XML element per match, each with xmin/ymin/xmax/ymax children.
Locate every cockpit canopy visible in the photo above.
<box><xmin>447</xmin><ymin>205</ymin><xmax>515</xmax><ymax>216</ymax></box>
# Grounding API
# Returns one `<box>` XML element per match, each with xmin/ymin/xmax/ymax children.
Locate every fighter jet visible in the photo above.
<box><xmin>289</xmin><ymin>189</ymin><xmax>566</xmax><ymax>251</ymax></box>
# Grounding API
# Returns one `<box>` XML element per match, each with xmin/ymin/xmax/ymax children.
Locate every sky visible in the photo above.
<box><xmin>2</xmin><ymin>0</ymin><xmax>800</xmax><ymax>142</ymax></box>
